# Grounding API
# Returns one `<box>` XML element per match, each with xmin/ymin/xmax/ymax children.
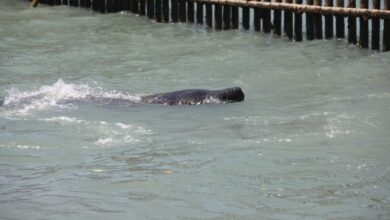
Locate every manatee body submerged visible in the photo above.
<box><xmin>0</xmin><ymin>87</ymin><xmax>245</xmax><ymax>107</ymax></box>
<box><xmin>141</xmin><ymin>87</ymin><xmax>245</xmax><ymax>105</ymax></box>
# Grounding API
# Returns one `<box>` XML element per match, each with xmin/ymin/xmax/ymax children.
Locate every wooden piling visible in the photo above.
<box><xmin>254</xmin><ymin>6</ymin><xmax>261</xmax><ymax>31</ymax></box>
<box><xmin>215</xmin><ymin>4</ymin><xmax>223</xmax><ymax>29</ymax></box>
<box><xmin>156</xmin><ymin>0</ymin><xmax>162</xmax><ymax>22</ymax></box>
<box><xmin>347</xmin><ymin>0</ymin><xmax>356</xmax><ymax>44</ymax></box>
<box><xmin>371</xmin><ymin>0</ymin><xmax>380</xmax><ymax>50</ymax></box>
<box><xmin>92</xmin><ymin>0</ymin><xmax>99</xmax><ymax>11</ymax></box>
<box><xmin>179</xmin><ymin>0</ymin><xmax>187</xmax><ymax>22</ymax></box>
<box><xmin>140</xmin><ymin>0</ymin><xmax>146</xmax><ymax>15</ymax></box>
<box><xmin>107</xmin><ymin>0</ymin><xmax>113</xmax><ymax>13</ymax></box>
<box><xmin>124</xmin><ymin>0</ymin><xmax>131</xmax><ymax>11</ymax></box>
<box><xmin>306</xmin><ymin>0</ymin><xmax>315</xmax><ymax>40</ymax></box>
<box><xmin>196</xmin><ymin>2</ymin><xmax>204</xmax><ymax>24</ymax></box>
<box><xmin>359</xmin><ymin>0</ymin><xmax>368</xmax><ymax>48</ymax></box>
<box><xmin>223</xmin><ymin>5</ymin><xmax>231</xmax><ymax>29</ymax></box>
<box><xmin>98</xmin><ymin>0</ymin><xmax>106</xmax><ymax>13</ymax></box>
<box><xmin>70</xmin><ymin>0</ymin><xmax>78</xmax><ymax>7</ymax></box>
<box><xmin>336</xmin><ymin>0</ymin><xmax>344</xmax><ymax>39</ymax></box>
<box><xmin>294</xmin><ymin>0</ymin><xmax>302</xmax><ymax>41</ymax></box>
<box><xmin>171</xmin><ymin>0</ymin><xmax>179</xmax><ymax>22</ymax></box>
<box><xmin>147</xmin><ymin>0</ymin><xmax>155</xmax><ymax>18</ymax></box>
<box><xmin>79</xmin><ymin>0</ymin><xmax>86</xmax><ymax>8</ymax></box>
<box><xmin>324</xmin><ymin>0</ymin><xmax>333</xmax><ymax>38</ymax></box>
<box><xmin>263</xmin><ymin>0</ymin><xmax>271</xmax><ymax>33</ymax></box>
<box><xmin>231</xmin><ymin>6</ymin><xmax>239</xmax><ymax>29</ymax></box>
<box><xmin>86</xmin><ymin>0</ymin><xmax>92</xmax><ymax>8</ymax></box>
<box><xmin>242</xmin><ymin>6</ymin><xmax>250</xmax><ymax>30</ymax></box>
<box><xmin>107</xmin><ymin>0</ymin><xmax>118</xmax><ymax>13</ymax></box>
<box><xmin>206</xmin><ymin>3</ymin><xmax>213</xmax><ymax>27</ymax></box>
<box><xmin>314</xmin><ymin>0</ymin><xmax>323</xmax><ymax>39</ymax></box>
<box><xmin>45</xmin><ymin>0</ymin><xmax>390</xmax><ymax>52</ymax></box>
<box><xmin>273</xmin><ymin>0</ymin><xmax>281</xmax><ymax>36</ymax></box>
<box><xmin>132</xmin><ymin>0</ymin><xmax>139</xmax><ymax>14</ymax></box>
<box><xmin>284</xmin><ymin>0</ymin><xmax>293</xmax><ymax>39</ymax></box>
<box><xmin>87</xmin><ymin>0</ymin><xmax>92</xmax><ymax>8</ymax></box>
<box><xmin>188</xmin><ymin>0</ymin><xmax>194</xmax><ymax>22</ymax></box>
<box><xmin>384</xmin><ymin>0</ymin><xmax>390</xmax><ymax>51</ymax></box>
<box><xmin>163</xmin><ymin>0</ymin><xmax>169</xmax><ymax>22</ymax></box>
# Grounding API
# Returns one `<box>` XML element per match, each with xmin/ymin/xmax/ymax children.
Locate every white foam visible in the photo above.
<box><xmin>94</xmin><ymin>138</ymin><xmax>114</xmax><ymax>145</ymax></box>
<box><xmin>116</xmin><ymin>122</ymin><xmax>131</xmax><ymax>129</ymax></box>
<box><xmin>0</xmin><ymin>144</ymin><xmax>42</xmax><ymax>150</ymax></box>
<box><xmin>2</xmin><ymin>79</ymin><xmax>141</xmax><ymax>115</ymax></box>
<box><xmin>41</xmin><ymin>116</ymin><xmax>84</xmax><ymax>124</ymax></box>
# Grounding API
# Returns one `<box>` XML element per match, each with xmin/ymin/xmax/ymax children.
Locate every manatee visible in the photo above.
<box><xmin>141</xmin><ymin>87</ymin><xmax>245</xmax><ymax>105</ymax></box>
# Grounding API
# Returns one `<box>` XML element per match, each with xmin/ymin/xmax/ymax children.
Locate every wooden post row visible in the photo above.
<box><xmin>39</xmin><ymin>0</ymin><xmax>390</xmax><ymax>52</ymax></box>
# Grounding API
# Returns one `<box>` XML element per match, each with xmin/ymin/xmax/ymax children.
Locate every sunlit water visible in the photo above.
<box><xmin>1</xmin><ymin>1</ymin><xmax>390</xmax><ymax>219</ymax></box>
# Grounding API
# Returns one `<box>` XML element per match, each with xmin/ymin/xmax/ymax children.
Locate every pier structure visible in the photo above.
<box><xmin>37</xmin><ymin>0</ymin><xmax>390</xmax><ymax>51</ymax></box>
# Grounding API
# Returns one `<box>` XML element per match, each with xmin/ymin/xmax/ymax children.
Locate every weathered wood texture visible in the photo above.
<box><xmin>193</xmin><ymin>0</ymin><xmax>390</xmax><ymax>18</ymax></box>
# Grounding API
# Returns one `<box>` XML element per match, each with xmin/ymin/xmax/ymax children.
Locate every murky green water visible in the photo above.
<box><xmin>1</xmin><ymin>1</ymin><xmax>390</xmax><ymax>219</ymax></box>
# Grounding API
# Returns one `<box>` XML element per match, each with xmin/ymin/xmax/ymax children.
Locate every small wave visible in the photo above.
<box><xmin>0</xmin><ymin>144</ymin><xmax>43</xmax><ymax>150</ymax></box>
<box><xmin>39</xmin><ymin>115</ymin><xmax>152</xmax><ymax>147</ymax></box>
<box><xmin>1</xmin><ymin>79</ymin><xmax>141</xmax><ymax>115</ymax></box>
<box><xmin>41</xmin><ymin>116</ymin><xmax>84</xmax><ymax>124</ymax></box>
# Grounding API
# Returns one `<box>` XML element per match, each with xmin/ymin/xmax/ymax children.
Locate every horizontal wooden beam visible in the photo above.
<box><xmin>193</xmin><ymin>0</ymin><xmax>390</xmax><ymax>18</ymax></box>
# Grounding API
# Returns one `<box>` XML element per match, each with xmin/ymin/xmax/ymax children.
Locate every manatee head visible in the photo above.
<box><xmin>213</xmin><ymin>87</ymin><xmax>245</xmax><ymax>103</ymax></box>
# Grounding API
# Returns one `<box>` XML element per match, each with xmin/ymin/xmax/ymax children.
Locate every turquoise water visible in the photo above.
<box><xmin>1</xmin><ymin>1</ymin><xmax>390</xmax><ymax>219</ymax></box>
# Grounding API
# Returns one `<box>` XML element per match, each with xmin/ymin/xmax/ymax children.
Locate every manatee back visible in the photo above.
<box><xmin>141</xmin><ymin>89</ymin><xmax>210</xmax><ymax>105</ymax></box>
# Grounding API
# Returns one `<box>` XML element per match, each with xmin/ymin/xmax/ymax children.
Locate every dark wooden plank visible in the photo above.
<box><xmin>156</xmin><ymin>0</ymin><xmax>162</xmax><ymax>22</ymax></box>
<box><xmin>263</xmin><ymin>0</ymin><xmax>271</xmax><ymax>33</ymax></box>
<box><xmin>196</xmin><ymin>2</ymin><xmax>204</xmax><ymax>24</ymax></box>
<box><xmin>359</xmin><ymin>0</ymin><xmax>368</xmax><ymax>48</ymax></box>
<box><xmin>187</xmin><ymin>0</ymin><xmax>194</xmax><ymax>22</ymax></box>
<box><xmin>223</xmin><ymin>5</ymin><xmax>231</xmax><ymax>29</ymax></box>
<box><xmin>314</xmin><ymin>0</ymin><xmax>323</xmax><ymax>39</ymax></box>
<box><xmin>242</xmin><ymin>6</ymin><xmax>250</xmax><ymax>30</ymax></box>
<box><xmin>206</xmin><ymin>3</ymin><xmax>212</xmax><ymax>27</ymax></box>
<box><xmin>284</xmin><ymin>0</ymin><xmax>293</xmax><ymax>39</ymax></box>
<box><xmin>384</xmin><ymin>0</ymin><xmax>390</xmax><ymax>51</ymax></box>
<box><xmin>273</xmin><ymin>0</ymin><xmax>281</xmax><ymax>36</ymax></box>
<box><xmin>306</xmin><ymin>0</ymin><xmax>315</xmax><ymax>40</ymax></box>
<box><xmin>294</xmin><ymin>0</ymin><xmax>302</xmax><ymax>41</ymax></box>
<box><xmin>163</xmin><ymin>0</ymin><xmax>169</xmax><ymax>22</ymax></box>
<box><xmin>371</xmin><ymin>0</ymin><xmax>380</xmax><ymax>50</ymax></box>
<box><xmin>336</xmin><ymin>0</ymin><xmax>345</xmax><ymax>39</ymax></box>
<box><xmin>179</xmin><ymin>0</ymin><xmax>186</xmax><ymax>22</ymax></box>
<box><xmin>215</xmin><ymin>4</ymin><xmax>223</xmax><ymax>29</ymax></box>
<box><xmin>231</xmin><ymin>6</ymin><xmax>239</xmax><ymax>29</ymax></box>
<box><xmin>347</xmin><ymin>0</ymin><xmax>356</xmax><ymax>44</ymax></box>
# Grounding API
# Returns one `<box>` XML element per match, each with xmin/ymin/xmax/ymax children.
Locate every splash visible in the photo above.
<box><xmin>1</xmin><ymin>79</ymin><xmax>141</xmax><ymax>115</ymax></box>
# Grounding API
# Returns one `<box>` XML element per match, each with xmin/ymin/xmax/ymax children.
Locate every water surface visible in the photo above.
<box><xmin>1</xmin><ymin>1</ymin><xmax>390</xmax><ymax>219</ymax></box>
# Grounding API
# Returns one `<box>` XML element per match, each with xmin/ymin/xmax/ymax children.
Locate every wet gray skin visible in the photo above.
<box><xmin>141</xmin><ymin>87</ymin><xmax>245</xmax><ymax>105</ymax></box>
